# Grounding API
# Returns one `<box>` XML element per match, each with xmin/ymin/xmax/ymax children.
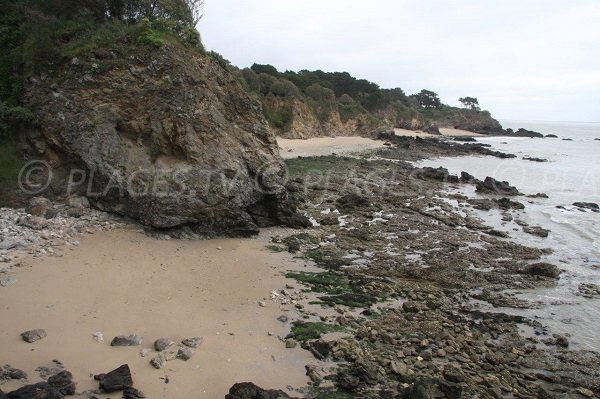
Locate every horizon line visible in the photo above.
<box><xmin>499</xmin><ymin>118</ymin><xmax>600</xmax><ymax>124</ymax></box>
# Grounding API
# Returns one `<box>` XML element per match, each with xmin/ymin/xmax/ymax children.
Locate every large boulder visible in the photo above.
<box><xmin>21</xmin><ymin>41</ymin><xmax>303</xmax><ymax>235</ymax></box>
<box><xmin>225</xmin><ymin>383</ymin><xmax>298</xmax><ymax>399</ymax></box>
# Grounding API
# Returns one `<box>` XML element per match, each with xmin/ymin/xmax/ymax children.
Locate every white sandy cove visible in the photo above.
<box><xmin>0</xmin><ymin>227</ymin><xmax>315</xmax><ymax>398</ymax></box>
<box><xmin>278</xmin><ymin>128</ymin><xmax>482</xmax><ymax>159</ymax></box>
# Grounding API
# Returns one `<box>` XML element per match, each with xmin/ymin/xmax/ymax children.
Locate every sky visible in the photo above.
<box><xmin>200</xmin><ymin>0</ymin><xmax>600</xmax><ymax>122</ymax></box>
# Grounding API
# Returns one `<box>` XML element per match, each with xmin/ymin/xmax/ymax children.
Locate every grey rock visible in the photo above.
<box><xmin>18</xmin><ymin>216</ymin><xmax>48</xmax><ymax>230</ymax></box>
<box><xmin>0</xmin><ymin>238</ymin><xmax>27</xmax><ymax>251</ymax></box>
<box><xmin>7</xmin><ymin>368</ymin><xmax>27</xmax><ymax>379</ymax></box>
<box><xmin>21</xmin><ymin>329</ymin><xmax>47</xmax><ymax>343</ymax></box>
<box><xmin>26</xmin><ymin>197</ymin><xmax>53</xmax><ymax>218</ymax></box>
<box><xmin>110</xmin><ymin>335</ymin><xmax>142</xmax><ymax>347</ymax></box>
<box><xmin>154</xmin><ymin>338</ymin><xmax>173</xmax><ymax>352</ymax></box>
<box><xmin>181</xmin><ymin>337</ymin><xmax>203</xmax><ymax>348</ymax></box>
<box><xmin>0</xmin><ymin>275</ymin><xmax>17</xmax><ymax>287</ymax></box>
<box><xmin>176</xmin><ymin>345</ymin><xmax>194</xmax><ymax>361</ymax></box>
<box><xmin>150</xmin><ymin>353</ymin><xmax>167</xmax><ymax>369</ymax></box>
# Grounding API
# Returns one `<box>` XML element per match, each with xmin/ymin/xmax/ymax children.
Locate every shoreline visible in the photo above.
<box><xmin>1</xmin><ymin>134</ymin><xmax>598</xmax><ymax>398</ymax></box>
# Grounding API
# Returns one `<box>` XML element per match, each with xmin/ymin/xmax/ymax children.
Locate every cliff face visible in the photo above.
<box><xmin>20</xmin><ymin>42</ymin><xmax>301</xmax><ymax>235</ymax></box>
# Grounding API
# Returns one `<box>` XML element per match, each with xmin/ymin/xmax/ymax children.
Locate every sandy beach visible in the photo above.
<box><xmin>277</xmin><ymin>136</ymin><xmax>386</xmax><ymax>159</ymax></box>
<box><xmin>0</xmin><ymin>227</ymin><xmax>315</xmax><ymax>398</ymax></box>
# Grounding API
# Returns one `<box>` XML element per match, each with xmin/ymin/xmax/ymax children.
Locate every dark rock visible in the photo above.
<box><xmin>424</xmin><ymin>125</ymin><xmax>441</xmax><ymax>135</ymax></box>
<box><xmin>523</xmin><ymin>226</ymin><xmax>550</xmax><ymax>238</ymax></box>
<box><xmin>418</xmin><ymin>167</ymin><xmax>459</xmax><ymax>183</ymax></box>
<box><xmin>154</xmin><ymin>338</ymin><xmax>173</xmax><ymax>352</ymax></box>
<box><xmin>460</xmin><ymin>171</ymin><xmax>478</xmax><ymax>184</ymax></box>
<box><xmin>47</xmin><ymin>371</ymin><xmax>76</xmax><ymax>396</ymax></box>
<box><xmin>66</xmin><ymin>208</ymin><xmax>85</xmax><ymax>218</ymax></box>
<box><xmin>562</xmin><ymin>138</ymin><xmax>573</xmax><ymax>141</ymax></box>
<box><xmin>336</xmin><ymin>193</ymin><xmax>369</xmax><ymax>211</ymax></box>
<box><xmin>454</xmin><ymin>136</ymin><xmax>477</xmax><ymax>142</ymax></box>
<box><xmin>486</xmin><ymin>229</ymin><xmax>509</xmax><ymax>238</ymax></box>
<box><xmin>521</xmin><ymin>263</ymin><xmax>561</xmax><ymax>279</ymax></box>
<box><xmin>6</xmin><ymin>383</ymin><xmax>63</xmax><ymax>399</ymax></box>
<box><xmin>573</xmin><ymin>202</ymin><xmax>599</xmax><ymax>211</ymax></box>
<box><xmin>21</xmin><ymin>329</ymin><xmax>47</xmax><ymax>343</ymax></box>
<box><xmin>225</xmin><ymin>382</ymin><xmax>296</xmax><ymax>399</ymax></box>
<box><xmin>528</xmin><ymin>193</ymin><xmax>549</xmax><ymax>199</ymax></box>
<box><xmin>494</xmin><ymin>197</ymin><xmax>525</xmax><ymax>210</ymax></box>
<box><xmin>439</xmin><ymin>380</ymin><xmax>463</xmax><ymax>399</ymax></box>
<box><xmin>476</xmin><ymin>177</ymin><xmax>521</xmax><ymax>196</ymax></box>
<box><xmin>309</xmin><ymin>339</ymin><xmax>333</xmax><ymax>360</ymax></box>
<box><xmin>319</xmin><ymin>214</ymin><xmax>339</xmax><ymax>226</ymax></box>
<box><xmin>123</xmin><ymin>387</ymin><xmax>146</xmax><ymax>399</ymax></box>
<box><xmin>95</xmin><ymin>365</ymin><xmax>133</xmax><ymax>393</ymax></box>
<box><xmin>110</xmin><ymin>335</ymin><xmax>142</xmax><ymax>347</ymax></box>
<box><xmin>553</xmin><ymin>334</ymin><xmax>569</xmax><ymax>348</ymax></box>
<box><xmin>7</xmin><ymin>368</ymin><xmax>27</xmax><ymax>379</ymax></box>
<box><xmin>545</xmin><ymin>134</ymin><xmax>558</xmax><ymax>138</ymax></box>
<box><xmin>523</xmin><ymin>156</ymin><xmax>548</xmax><ymax>162</ymax></box>
<box><xmin>504</xmin><ymin>128</ymin><xmax>544</xmax><ymax>138</ymax></box>
<box><xmin>25</xmin><ymin>197</ymin><xmax>53</xmax><ymax>218</ymax></box>
<box><xmin>181</xmin><ymin>337</ymin><xmax>203</xmax><ymax>348</ymax></box>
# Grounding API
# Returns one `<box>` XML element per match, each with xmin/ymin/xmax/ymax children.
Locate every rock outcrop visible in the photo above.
<box><xmin>20</xmin><ymin>42</ymin><xmax>304</xmax><ymax>235</ymax></box>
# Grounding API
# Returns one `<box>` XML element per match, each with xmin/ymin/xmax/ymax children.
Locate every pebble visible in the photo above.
<box><xmin>154</xmin><ymin>338</ymin><xmax>174</xmax><ymax>351</ymax></box>
<box><xmin>181</xmin><ymin>337</ymin><xmax>203</xmax><ymax>349</ymax></box>
<box><xmin>176</xmin><ymin>345</ymin><xmax>194</xmax><ymax>361</ymax></box>
<box><xmin>111</xmin><ymin>335</ymin><xmax>143</xmax><ymax>347</ymax></box>
<box><xmin>21</xmin><ymin>329</ymin><xmax>47</xmax><ymax>343</ymax></box>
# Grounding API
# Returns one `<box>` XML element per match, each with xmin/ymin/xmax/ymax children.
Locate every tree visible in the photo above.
<box><xmin>459</xmin><ymin>97</ymin><xmax>480</xmax><ymax>111</ymax></box>
<box><xmin>412</xmin><ymin>90</ymin><xmax>441</xmax><ymax>109</ymax></box>
<box><xmin>185</xmin><ymin>0</ymin><xmax>203</xmax><ymax>25</ymax></box>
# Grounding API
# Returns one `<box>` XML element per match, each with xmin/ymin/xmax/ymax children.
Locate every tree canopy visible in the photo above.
<box><xmin>459</xmin><ymin>96</ymin><xmax>480</xmax><ymax>110</ymax></box>
<box><xmin>412</xmin><ymin>90</ymin><xmax>442</xmax><ymax>109</ymax></box>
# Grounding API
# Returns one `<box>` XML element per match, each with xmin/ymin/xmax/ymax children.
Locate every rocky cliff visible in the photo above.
<box><xmin>20</xmin><ymin>41</ymin><xmax>305</xmax><ymax>235</ymax></box>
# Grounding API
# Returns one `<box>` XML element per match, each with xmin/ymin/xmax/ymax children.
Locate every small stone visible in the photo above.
<box><xmin>139</xmin><ymin>348</ymin><xmax>150</xmax><ymax>357</ymax></box>
<box><xmin>123</xmin><ymin>387</ymin><xmax>146</xmax><ymax>398</ymax></box>
<box><xmin>150</xmin><ymin>352</ymin><xmax>167</xmax><ymax>370</ymax></box>
<box><xmin>150</xmin><ymin>353</ymin><xmax>167</xmax><ymax>369</ymax></box>
<box><xmin>111</xmin><ymin>335</ymin><xmax>142</xmax><ymax>347</ymax></box>
<box><xmin>277</xmin><ymin>315</ymin><xmax>289</xmax><ymax>323</ymax></box>
<box><xmin>92</xmin><ymin>332</ymin><xmax>104</xmax><ymax>342</ymax></box>
<box><xmin>21</xmin><ymin>329</ymin><xmax>47</xmax><ymax>343</ymax></box>
<box><xmin>575</xmin><ymin>387</ymin><xmax>594</xmax><ymax>398</ymax></box>
<box><xmin>285</xmin><ymin>339</ymin><xmax>297</xmax><ymax>349</ymax></box>
<box><xmin>181</xmin><ymin>337</ymin><xmax>203</xmax><ymax>348</ymax></box>
<box><xmin>258</xmin><ymin>301</ymin><xmax>266</xmax><ymax>307</ymax></box>
<box><xmin>8</xmin><ymin>368</ymin><xmax>27</xmax><ymax>379</ymax></box>
<box><xmin>390</xmin><ymin>361</ymin><xmax>408</xmax><ymax>376</ymax></box>
<box><xmin>154</xmin><ymin>338</ymin><xmax>173</xmax><ymax>352</ymax></box>
<box><xmin>176</xmin><ymin>345</ymin><xmax>194</xmax><ymax>361</ymax></box>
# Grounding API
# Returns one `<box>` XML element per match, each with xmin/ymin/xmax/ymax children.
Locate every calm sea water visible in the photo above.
<box><xmin>419</xmin><ymin>120</ymin><xmax>600</xmax><ymax>351</ymax></box>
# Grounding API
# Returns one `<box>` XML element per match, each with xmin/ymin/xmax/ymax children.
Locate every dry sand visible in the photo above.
<box><xmin>278</xmin><ymin>136</ymin><xmax>386</xmax><ymax>159</ymax></box>
<box><xmin>0</xmin><ymin>227</ymin><xmax>315</xmax><ymax>398</ymax></box>
<box><xmin>278</xmin><ymin>130</ymin><xmax>483</xmax><ymax>159</ymax></box>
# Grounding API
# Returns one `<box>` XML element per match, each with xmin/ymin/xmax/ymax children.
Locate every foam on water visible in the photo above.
<box><xmin>418</xmin><ymin>120</ymin><xmax>600</xmax><ymax>350</ymax></box>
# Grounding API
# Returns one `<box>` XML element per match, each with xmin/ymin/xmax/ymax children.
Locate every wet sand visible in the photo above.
<box><xmin>0</xmin><ymin>227</ymin><xmax>314</xmax><ymax>398</ymax></box>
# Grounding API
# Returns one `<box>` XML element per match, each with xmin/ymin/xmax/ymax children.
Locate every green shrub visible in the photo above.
<box><xmin>263</xmin><ymin>104</ymin><xmax>293</xmax><ymax>130</ymax></box>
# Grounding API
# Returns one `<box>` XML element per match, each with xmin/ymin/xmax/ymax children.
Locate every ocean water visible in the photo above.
<box><xmin>418</xmin><ymin>120</ymin><xmax>600</xmax><ymax>351</ymax></box>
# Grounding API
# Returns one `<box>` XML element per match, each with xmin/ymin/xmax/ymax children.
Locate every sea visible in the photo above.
<box><xmin>418</xmin><ymin>120</ymin><xmax>600</xmax><ymax>351</ymax></box>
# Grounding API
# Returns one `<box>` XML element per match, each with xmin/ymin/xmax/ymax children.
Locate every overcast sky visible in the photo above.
<box><xmin>200</xmin><ymin>0</ymin><xmax>600</xmax><ymax>122</ymax></box>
